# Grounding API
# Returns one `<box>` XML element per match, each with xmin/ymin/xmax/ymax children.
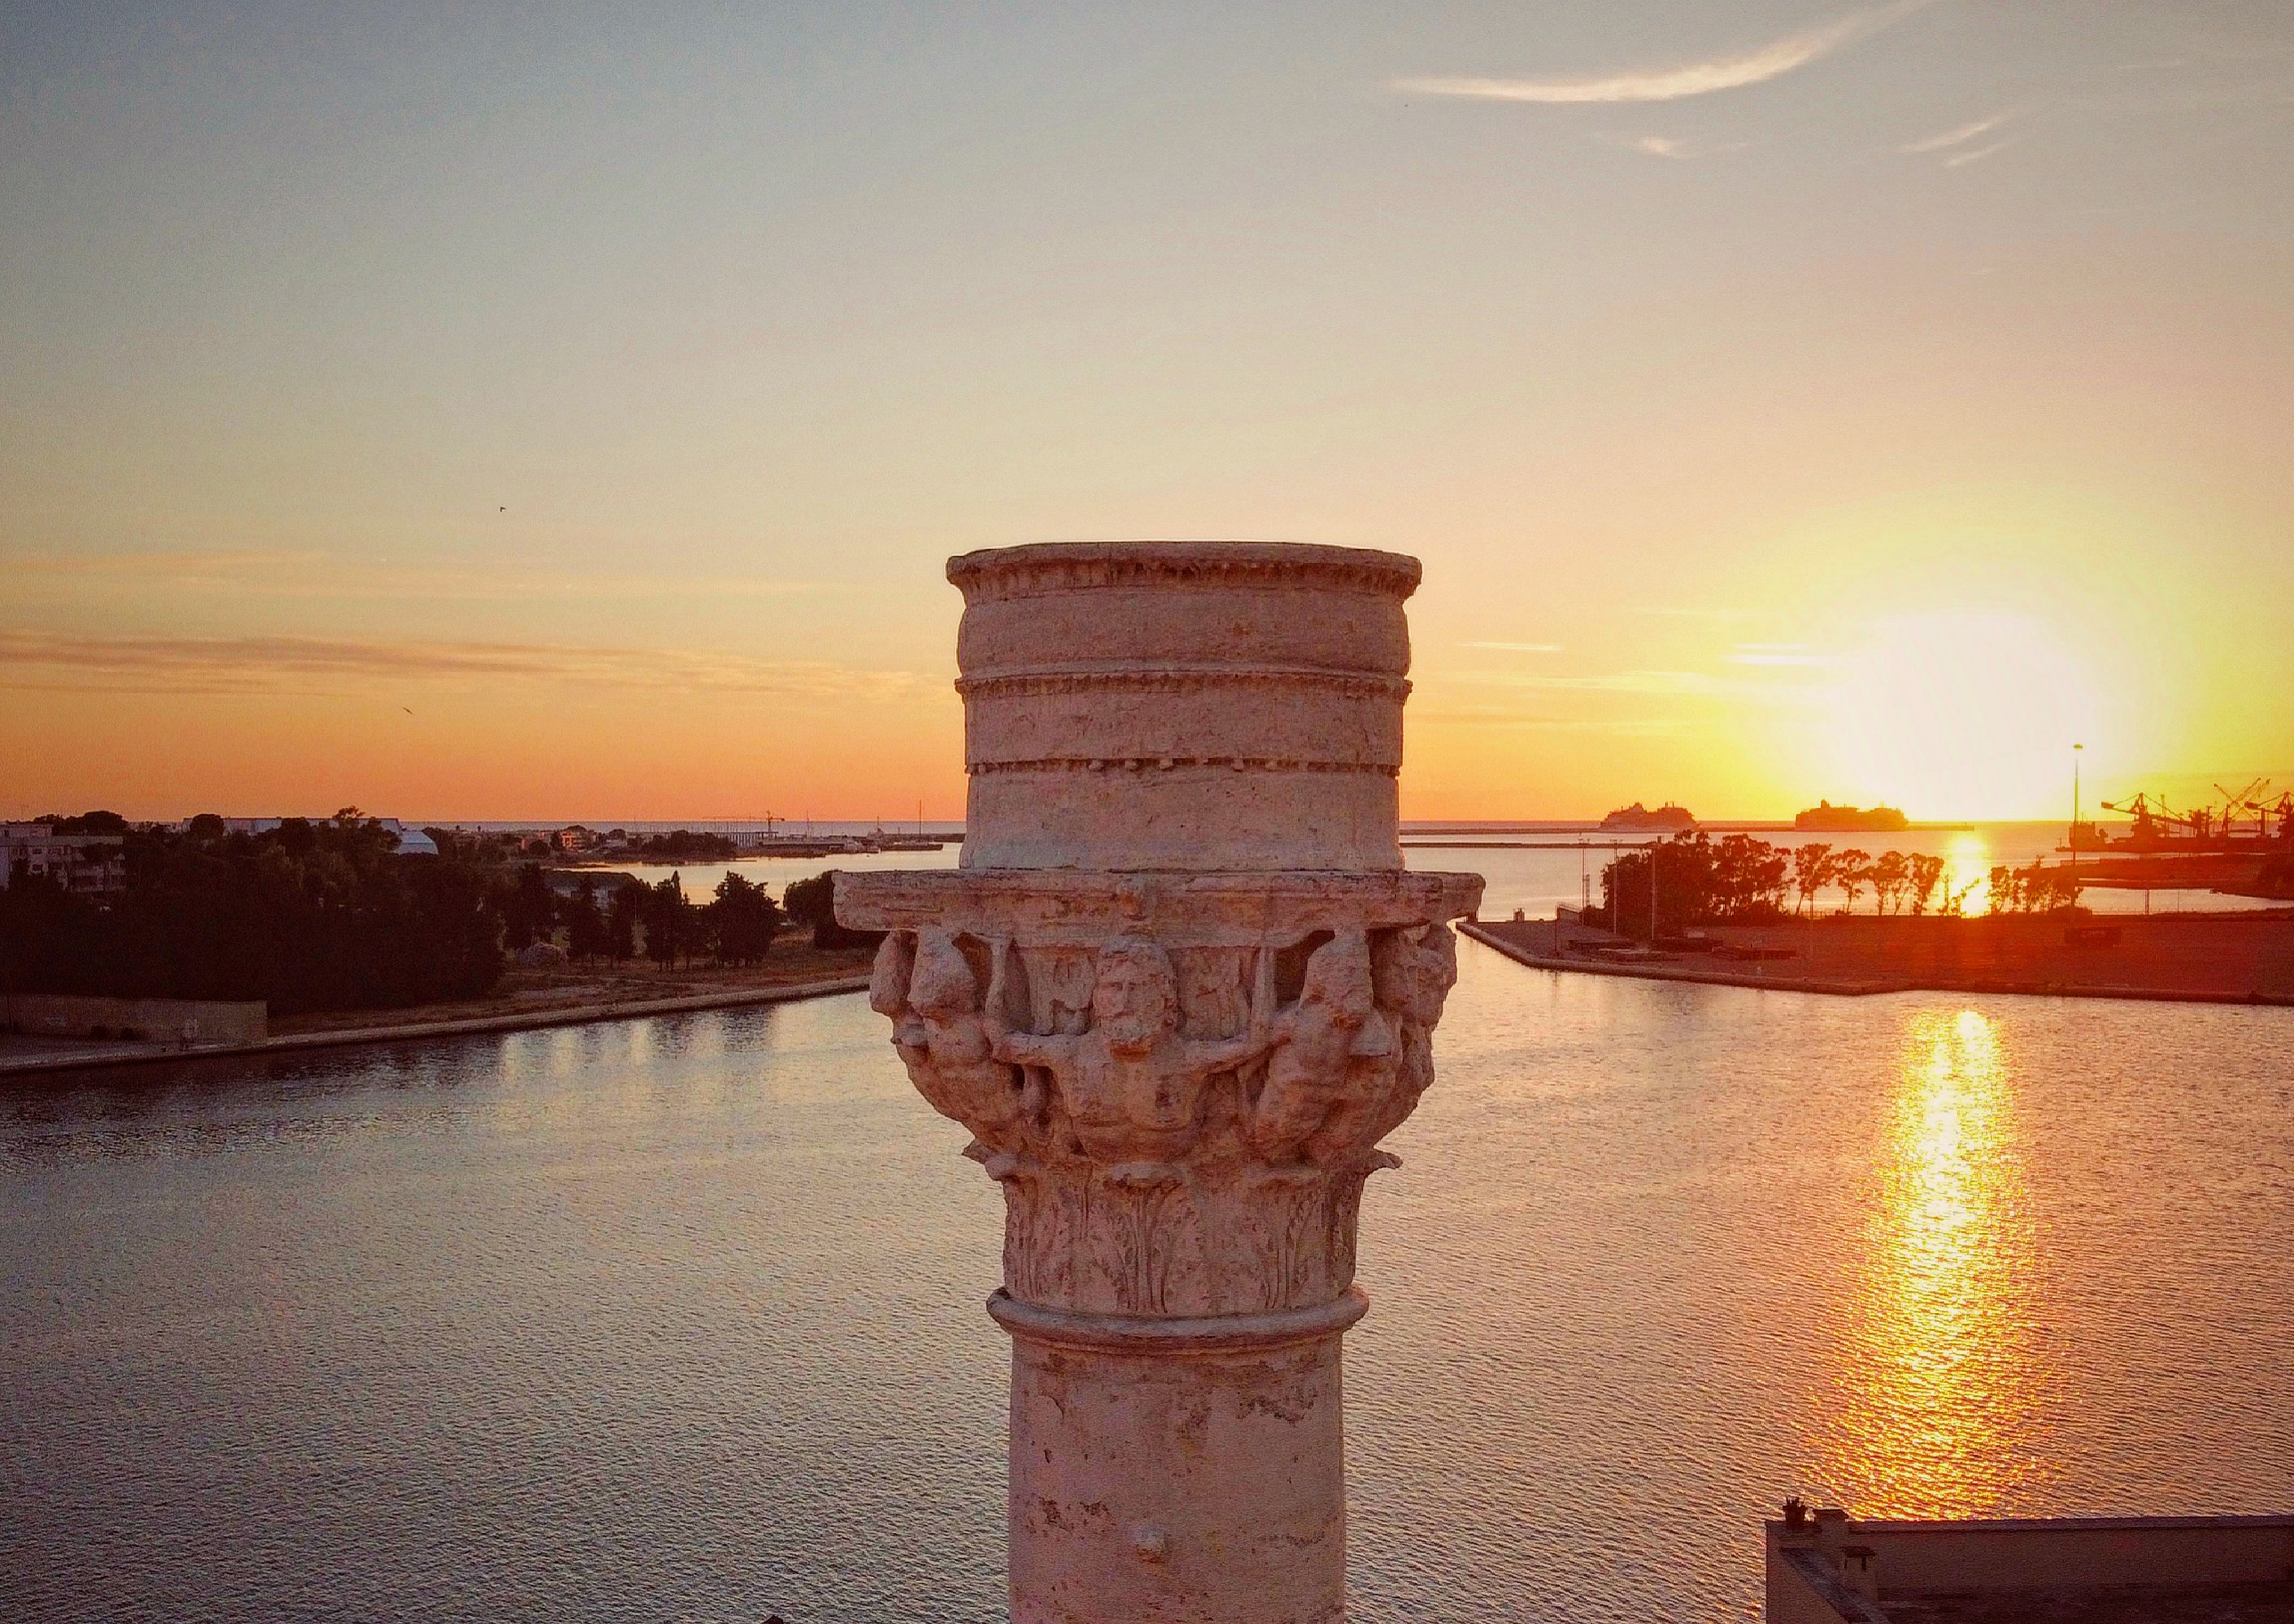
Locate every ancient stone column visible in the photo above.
<box><xmin>837</xmin><ymin>542</ymin><xmax>1481</xmax><ymax>1624</ymax></box>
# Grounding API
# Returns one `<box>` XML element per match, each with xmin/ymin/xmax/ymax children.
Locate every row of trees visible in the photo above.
<box><xmin>1590</xmin><ymin>834</ymin><xmax>2069</xmax><ymax>941</ymax></box>
<box><xmin>537</xmin><ymin>872</ymin><xmax>785</xmax><ymax>967</ymax></box>
<box><xmin>1782</xmin><ymin>845</ymin><xmax>1972</xmax><ymax>919</ymax></box>
<box><xmin>1984</xmin><ymin>861</ymin><xmax>2084</xmax><ymax>915</ymax></box>
<box><xmin>2</xmin><ymin>813</ymin><xmax>503</xmax><ymax>1013</ymax></box>
<box><xmin>509</xmin><ymin>869</ymin><xmax>876</xmax><ymax>966</ymax></box>
<box><xmin>2</xmin><ymin>812</ymin><xmax>875</xmax><ymax>1014</ymax></box>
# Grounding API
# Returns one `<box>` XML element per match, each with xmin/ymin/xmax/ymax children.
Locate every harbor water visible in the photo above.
<box><xmin>4</xmin><ymin>918</ymin><xmax>2289</xmax><ymax>1620</ymax></box>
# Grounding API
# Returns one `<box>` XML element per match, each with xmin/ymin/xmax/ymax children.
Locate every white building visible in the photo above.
<box><xmin>1</xmin><ymin>826</ymin><xmax>127</xmax><ymax>895</ymax></box>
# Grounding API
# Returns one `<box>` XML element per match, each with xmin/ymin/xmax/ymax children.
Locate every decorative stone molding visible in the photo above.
<box><xmin>945</xmin><ymin>541</ymin><xmax>1421</xmax><ymax>872</ymax></box>
<box><xmin>836</xmin><ymin>540</ymin><xmax>1480</xmax><ymax>1624</ymax></box>
<box><xmin>842</xmin><ymin>874</ymin><xmax>1473</xmax><ymax>1318</ymax></box>
<box><xmin>947</xmin><ymin>539</ymin><xmax>1422</xmax><ymax>600</ymax></box>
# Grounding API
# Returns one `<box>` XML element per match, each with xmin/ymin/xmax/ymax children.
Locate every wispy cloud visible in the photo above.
<box><xmin>12</xmin><ymin>550</ymin><xmax>326</xmax><ymax>579</ymax></box>
<box><xmin>1899</xmin><ymin>112</ymin><xmax>2010</xmax><ymax>152</ymax></box>
<box><xmin>1449</xmin><ymin>667</ymin><xmax>1733</xmax><ymax>696</ymax></box>
<box><xmin>1603</xmin><ymin>132</ymin><xmax>1755</xmax><ymax>159</ymax></box>
<box><xmin>8</xmin><ymin>551</ymin><xmax>828</xmax><ymax>603</ymax></box>
<box><xmin>1413</xmin><ymin>706</ymin><xmax>1688</xmax><ymax>737</ymax></box>
<box><xmin>1462</xmin><ymin>641</ymin><xmax>1563</xmax><ymax>653</ymax></box>
<box><xmin>1394</xmin><ymin>0</ymin><xmax>1932</xmax><ymax>105</ymax></box>
<box><xmin>0</xmin><ymin>629</ymin><xmax>926</xmax><ymax>701</ymax></box>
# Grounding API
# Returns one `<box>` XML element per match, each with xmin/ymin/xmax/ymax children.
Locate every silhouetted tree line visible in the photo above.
<box><xmin>1982</xmin><ymin>861</ymin><xmax>2084</xmax><ymax>915</ymax></box>
<box><xmin>1588</xmin><ymin>834</ymin><xmax>1991</xmax><ymax>941</ymax></box>
<box><xmin>540</xmin><ymin>870</ymin><xmax>787</xmax><ymax>967</ymax></box>
<box><xmin>1</xmin><ymin>812</ymin><xmax>861</xmax><ymax>1015</ymax></box>
<box><xmin>781</xmin><ymin>871</ymin><xmax>884</xmax><ymax>949</ymax></box>
<box><xmin>33</xmin><ymin>810</ymin><xmax>130</xmax><ymax>835</ymax></box>
<box><xmin>1</xmin><ymin>812</ymin><xmax>502</xmax><ymax>1013</ymax></box>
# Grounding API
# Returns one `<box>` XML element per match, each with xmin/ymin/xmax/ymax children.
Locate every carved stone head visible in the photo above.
<box><xmin>869</xmin><ymin>932</ymin><xmax>918</xmax><ymax>1018</ymax></box>
<box><xmin>1090</xmin><ymin>935</ymin><xmax>1179</xmax><ymax>1055</ymax></box>
<box><xmin>1300</xmin><ymin>932</ymin><xmax>1376</xmax><ymax>1029</ymax></box>
<box><xmin>909</xmin><ymin>929</ymin><xmax>980</xmax><ymax>1019</ymax></box>
<box><xmin>1418</xmin><ymin>922</ymin><xmax>1459</xmax><ymax>1016</ymax></box>
<box><xmin>1372</xmin><ymin>923</ymin><xmax>1457</xmax><ymax>1026</ymax></box>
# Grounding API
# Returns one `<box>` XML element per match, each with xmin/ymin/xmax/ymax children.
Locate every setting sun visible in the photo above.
<box><xmin>1820</xmin><ymin>612</ymin><xmax>2106</xmax><ymax>820</ymax></box>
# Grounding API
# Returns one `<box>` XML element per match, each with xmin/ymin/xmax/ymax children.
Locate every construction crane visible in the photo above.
<box><xmin>2099</xmin><ymin>791</ymin><xmax>2207</xmax><ymax>848</ymax></box>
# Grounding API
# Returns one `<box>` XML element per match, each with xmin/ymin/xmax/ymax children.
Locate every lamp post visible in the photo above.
<box><xmin>2069</xmin><ymin>743</ymin><xmax>2084</xmax><ymax>911</ymax></box>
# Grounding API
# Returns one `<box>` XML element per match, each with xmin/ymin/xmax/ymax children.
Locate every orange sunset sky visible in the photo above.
<box><xmin>4</xmin><ymin>4</ymin><xmax>2289</xmax><ymax>823</ymax></box>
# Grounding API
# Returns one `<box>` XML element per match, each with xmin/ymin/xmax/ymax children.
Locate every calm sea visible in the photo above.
<box><xmin>4</xmin><ymin>846</ymin><xmax>2289</xmax><ymax>1620</ymax></box>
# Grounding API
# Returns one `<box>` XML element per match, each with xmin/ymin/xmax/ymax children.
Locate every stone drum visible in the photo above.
<box><xmin>837</xmin><ymin>540</ymin><xmax>1482</xmax><ymax>1624</ymax></box>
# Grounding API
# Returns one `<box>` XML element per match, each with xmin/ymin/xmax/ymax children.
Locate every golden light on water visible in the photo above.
<box><xmin>1818</xmin><ymin>1008</ymin><xmax>2060</xmax><ymax>1513</ymax></box>
<box><xmin>1944</xmin><ymin>831</ymin><xmax>1996</xmax><ymax>916</ymax></box>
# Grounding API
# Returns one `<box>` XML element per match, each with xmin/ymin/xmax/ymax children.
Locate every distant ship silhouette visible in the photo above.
<box><xmin>1600</xmin><ymin>801</ymin><xmax>1697</xmax><ymax>832</ymax></box>
<box><xmin>1793</xmin><ymin>800</ymin><xmax>1908</xmax><ymax>832</ymax></box>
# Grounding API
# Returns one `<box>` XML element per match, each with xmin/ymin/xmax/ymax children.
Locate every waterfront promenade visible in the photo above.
<box><xmin>0</xmin><ymin>951</ymin><xmax>877</xmax><ymax>1079</ymax></box>
<box><xmin>1466</xmin><ymin>912</ymin><xmax>2294</xmax><ymax>1005</ymax></box>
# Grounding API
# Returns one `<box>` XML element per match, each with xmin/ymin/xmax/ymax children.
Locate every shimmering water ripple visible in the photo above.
<box><xmin>4</xmin><ymin>949</ymin><xmax>2289</xmax><ymax>1621</ymax></box>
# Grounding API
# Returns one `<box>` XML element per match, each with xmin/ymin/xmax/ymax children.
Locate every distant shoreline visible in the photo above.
<box><xmin>0</xmin><ymin>970</ymin><xmax>874</xmax><ymax>1081</ymax></box>
<box><xmin>1461</xmin><ymin>914</ymin><xmax>2294</xmax><ymax>1007</ymax></box>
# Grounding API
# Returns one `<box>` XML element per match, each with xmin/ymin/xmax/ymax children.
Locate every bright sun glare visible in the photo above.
<box><xmin>1822</xmin><ymin>611</ymin><xmax>2105</xmax><ymax>820</ymax></box>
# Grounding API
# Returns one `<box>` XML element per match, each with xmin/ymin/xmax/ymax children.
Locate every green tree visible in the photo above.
<box><xmin>643</xmin><ymin>874</ymin><xmax>697</xmax><ymax>967</ymax></box>
<box><xmin>706</xmin><ymin>872</ymin><xmax>781</xmax><ymax>964</ymax></box>
<box><xmin>0</xmin><ymin>814</ymin><xmax>504</xmax><ymax>1014</ymax></box>
<box><xmin>1792</xmin><ymin>844</ymin><xmax>1833</xmax><ymax>918</ymax></box>
<box><xmin>498</xmin><ymin>863</ymin><xmax>557</xmax><ymax>951</ymax></box>
<box><xmin>1906</xmin><ymin>853</ymin><xmax>1946</xmax><ymax>916</ymax></box>
<box><xmin>782</xmin><ymin>869</ymin><xmax>886</xmax><ymax>948</ymax></box>
<box><xmin>1833</xmin><ymin>850</ymin><xmax>1872</xmax><ymax>915</ymax></box>
<box><xmin>44</xmin><ymin>809</ymin><xmax>130</xmax><ymax>836</ymax></box>
<box><xmin>1872</xmin><ymin>851</ymin><xmax>1908</xmax><ymax>916</ymax></box>
<box><xmin>564</xmin><ymin>878</ymin><xmax>611</xmax><ymax>962</ymax></box>
<box><xmin>606</xmin><ymin>879</ymin><xmax>642</xmax><ymax>961</ymax></box>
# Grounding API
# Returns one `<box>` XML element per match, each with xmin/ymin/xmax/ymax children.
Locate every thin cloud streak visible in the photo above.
<box><xmin>1462</xmin><ymin>641</ymin><xmax>1563</xmax><ymax>652</ymax></box>
<box><xmin>9</xmin><ymin>551</ymin><xmax>829</xmax><ymax>602</ymax></box>
<box><xmin>1900</xmin><ymin>112</ymin><xmax>2009</xmax><ymax>152</ymax></box>
<box><xmin>1448</xmin><ymin>668</ymin><xmax>1731</xmax><ymax>696</ymax></box>
<box><xmin>1394</xmin><ymin>0</ymin><xmax>1933</xmax><ymax>105</ymax></box>
<box><xmin>0</xmin><ymin>629</ymin><xmax>927</xmax><ymax>702</ymax></box>
<box><xmin>1414</xmin><ymin>708</ymin><xmax>1688</xmax><ymax>737</ymax></box>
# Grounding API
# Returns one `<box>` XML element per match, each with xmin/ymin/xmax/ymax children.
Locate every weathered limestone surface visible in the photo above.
<box><xmin>838</xmin><ymin>541</ymin><xmax>1481</xmax><ymax>1624</ymax></box>
<box><xmin>951</xmin><ymin>542</ymin><xmax>1418</xmax><ymax>873</ymax></box>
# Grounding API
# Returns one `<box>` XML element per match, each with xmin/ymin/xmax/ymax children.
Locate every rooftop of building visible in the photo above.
<box><xmin>1767</xmin><ymin>1508</ymin><xmax>2294</xmax><ymax>1624</ymax></box>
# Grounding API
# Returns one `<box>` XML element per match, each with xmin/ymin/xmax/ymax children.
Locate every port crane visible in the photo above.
<box><xmin>2215</xmin><ymin>779</ymin><xmax>2285</xmax><ymax>843</ymax></box>
<box><xmin>2097</xmin><ymin>781</ymin><xmax>2286</xmax><ymax>850</ymax></box>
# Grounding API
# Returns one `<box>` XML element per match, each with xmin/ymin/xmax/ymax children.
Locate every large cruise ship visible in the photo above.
<box><xmin>1599</xmin><ymin>802</ymin><xmax>1697</xmax><ymax>832</ymax></box>
<box><xmin>1793</xmin><ymin>801</ymin><xmax>1909</xmax><ymax>832</ymax></box>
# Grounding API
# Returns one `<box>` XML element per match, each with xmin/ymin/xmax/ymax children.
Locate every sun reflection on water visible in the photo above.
<box><xmin>1818</xmin><ymin>1008</ymin><xmax>2060</xmax><ymax>1514</ymax></box>
<box><xmin>1943</xmin><ymin>832</ymin><xmax>1996</xmax><ymax>914</ymax></box>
